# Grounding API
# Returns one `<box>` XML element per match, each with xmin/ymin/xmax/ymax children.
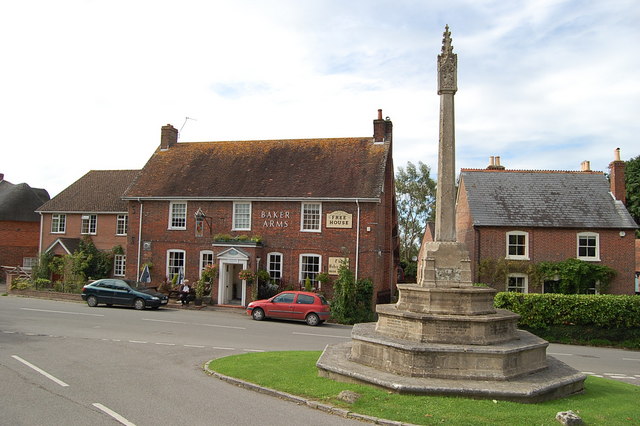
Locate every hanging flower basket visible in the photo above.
<box><xmin>238</xmin><ymin>269</ymin><xmax>255</xmax><ymax>283</ymax></box>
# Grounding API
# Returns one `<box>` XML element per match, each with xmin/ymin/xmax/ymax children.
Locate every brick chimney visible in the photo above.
<box><xmin>580</xmin><ymin>160</ymin><xmax>591</xmax><ymax>172</ymax></box>
<box><xmin>373</xmin><ymin>109</ymin><xmax>385</xmax><ymax>143</ymax></box>
<box><xmin>0</xmin><ymin>173</ymin><xmax>4</xmax><ymax>182</ymax></box>
<box><xmin>609</xmin><ymin>148</ymin><xmax>626</xmax><ymax>203</ymax></box>
<box><xmin>160</xmin><ymin>124</ymin><xmax>178</xmax><ymax>150</ymax></box>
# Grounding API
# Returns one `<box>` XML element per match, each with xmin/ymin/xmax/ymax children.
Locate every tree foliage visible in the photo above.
<box><xmin>625</xmin><ymin>154</ymin><xmax>640</xmax><ymax>235</ymax></box>
<box><xmin>395</xmin><ymin>161</ymin><xmax>436</xmax><ymax>263</ymax></box>
<box><xmin>330</xmin><ymin>262</ymin><xmax>375</xmax><ymax>325</ymax></box>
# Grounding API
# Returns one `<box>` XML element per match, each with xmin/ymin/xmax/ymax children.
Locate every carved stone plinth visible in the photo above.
<box><xmin>350</xmin><ymin>323</ymin><xmax>547</xmax><ymax>380</ymax></box>
<box><xmin>417</xmin><ymin>241</ymin><xmax>472</xmax><ymax>288</ymax></box>
<box><xmin>375</xmin><ymin>304</ymin><xmax>520</xmax><ymax>345</ymax></box>
<box><xmin>395</xmin><ymin>285</ymin><xmax>497</xmax><ymax>315</ymax></box>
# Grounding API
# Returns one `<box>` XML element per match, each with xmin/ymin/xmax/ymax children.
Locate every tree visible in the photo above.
<box><xmin>395</xmin><ymin>161</ymin><xmax>437</xmax><ymax>263</ymax></box>
<box><xmin>625</xmin><ymin>155</ymin><xmax>640</xmax><ymax>236</ymax></box>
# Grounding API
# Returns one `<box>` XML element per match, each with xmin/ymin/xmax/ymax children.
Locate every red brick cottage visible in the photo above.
<box><xmin>0</xmin><ymin>173</ymin><xmax>50</xmax><ymax>274</ymax></box>
<box><xmin>37</xmin><ymin>170</ymin><xmax>140</xmax><ymax>277</ymax></box>
<box><xmin>123</xmin><ymin>111</ymin><xmax>399</xmax><ymax>306</ymax></box>
<box><xmin>454</xmin><ymin>156</ymin><xmax>638</xmax><ymax>295</ymax></box>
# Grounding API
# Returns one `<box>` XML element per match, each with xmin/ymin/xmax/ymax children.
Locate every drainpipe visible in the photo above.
<box><xmin>136</xmin><ymin>200</ymin><xmax>143</xmax><ymax>280</ymax></box>
<box><xmin>355</xmin><ymin>200</ymin><xmax>361</xmax><ymax>281</ymax></box>
<box><xmin>38</xmin><ymin>212</ymin><xmax>43</xmax><ymax>256</ymax></box>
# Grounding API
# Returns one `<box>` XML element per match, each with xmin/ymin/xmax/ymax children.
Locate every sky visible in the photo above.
<box><xmin>1</xmin><ymin>0</ymin><xmax>639</xmax><ymax>197</ymax></box>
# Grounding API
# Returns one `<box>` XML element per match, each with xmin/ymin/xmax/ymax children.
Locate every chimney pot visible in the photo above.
<box><xmin>378</xmin><ymin>109</ymin><xmax>383</xmax><ymax>120</ymax></box>
<box><xmin>489</xmin><ymin>156</ymin><xmax>495</xmax><ymax>166</ymax></box>
<box><xmin>609</xmin><ymin>149</ymin><xmax>626</xmax><ymax>203</ymax></box>
<box><xmin>614</xmin><ymin>147</ymin><xmax>621</xmax><ymax>161</ymax></box>
<box><xmin>580</xmin><ymin>160</ymin><xmax>591</xmax><ymax>172</ymax></box>
<box><xmin>495</xmin><ymin>156</ymin><xmax>501</xmax><ymax>166</ymax></box>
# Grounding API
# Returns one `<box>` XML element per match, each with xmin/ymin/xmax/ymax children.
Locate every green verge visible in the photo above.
<box><xmin>208</xmin><ymin>351</ymin><xmax>640</xmax><ymax>426</ymax></box>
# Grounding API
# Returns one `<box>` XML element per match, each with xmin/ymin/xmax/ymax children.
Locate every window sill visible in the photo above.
<box><xmin>576</xmin><ymin>256</ymin><xmax>601</xmax><ymax>262</ymax></box>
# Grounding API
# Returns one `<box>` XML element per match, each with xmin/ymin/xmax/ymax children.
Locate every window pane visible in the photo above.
<box><xmin>268</xmin><ymin>253</ymin><xmax>282</xmax><ymax>284</ymax></box>
<box><xmin>168</xmin><ymin>251</ymin><xmax>185</xmax><ymax>280</ymax></box>
<box><xmin>507</xmin><ymin>276</ymin><xmax>526</xmax><ymax>293</ymax></box>
<box><xmin>233</xmin><ymin>203</ymin><xmax>251</xmax><ymax>229</ymax></box>
<box><xmin>302</xmin><ymin>203</ymin><xmax>321</xmax><ymax>231</ymax></box>
<box><xmin>171</xmin><ymin>203</ymin><xmax>187</xmax><ymax>229</ymax></box>
<box><xmin>301</xmin><ymin>255</ymin><xmax>320</xmax><ymax>285</ymax></box>
<box><xmin>114</xmin><ymin>254</ymin><xmax>126</xmax><ymax>276</ymax></box>
<box><xmin>578</xmin><ymin>235</ymin><xmax>597</xmax><ymax>258</ymax></box>
<box><xmin>117</xmin><ymin>214</ymin><xmax>128</xmax><ymax>235</ymax></box>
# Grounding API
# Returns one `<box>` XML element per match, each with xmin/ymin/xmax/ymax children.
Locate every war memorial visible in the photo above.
<box><xmin>317</xmin><ymin>26</ymin><xmax>587</xmax><ymax>403</ymax></box>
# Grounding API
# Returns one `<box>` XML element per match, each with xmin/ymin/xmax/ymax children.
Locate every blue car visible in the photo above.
<box><xmin>81</xmin><ymin>279</ymin><xmax>168</xmax><ymax>310</ymax></box>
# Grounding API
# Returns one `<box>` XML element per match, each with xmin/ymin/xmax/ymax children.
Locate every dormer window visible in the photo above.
<box><xmin>506</xmin><ymin>231</ymin><xmax>529</xmax><ymax>260</ymax></box>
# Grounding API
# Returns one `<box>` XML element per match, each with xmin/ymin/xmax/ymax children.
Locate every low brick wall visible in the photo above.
<box><xmin>8</xmin><ymin>288</ymin><xmax>82</xmax><ymax>302</ymax></box>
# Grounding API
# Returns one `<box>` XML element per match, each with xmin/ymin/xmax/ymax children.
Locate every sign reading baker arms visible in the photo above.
<box><xmin>261</xmin><ymin>210</ymin><xmax>290</xmax><ymax>228</ymax></box>
<box><xmin>326</xmin><ymin>211</ymin><xmax>352</xmax><ymax>229</ymax></box>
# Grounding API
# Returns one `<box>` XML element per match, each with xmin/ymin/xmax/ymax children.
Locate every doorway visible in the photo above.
<box><xmin>216</xmin><ymin>247</ymin><xmax>249</xmax><ymax>306</ymax></box>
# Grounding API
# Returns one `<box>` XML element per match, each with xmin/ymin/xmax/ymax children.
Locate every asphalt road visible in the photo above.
<box><xmin>1</xmin><ymin>295</ymin><xmax>638</xmax><ymax>425</ymax></box>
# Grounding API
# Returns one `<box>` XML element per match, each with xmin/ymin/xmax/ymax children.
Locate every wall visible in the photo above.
<box><xmin>40</xmin><ymin>213</ymin><xmax>128</xmax><ymax>253</ymax></box>
<box><xmin>471</xmin><ymin>226</ymin><xmax>636</xmax><ymax>295</ymax></box>
<box><xmin>126</xmin><ymin>198</ymin><xmax>395</xmax><ymax>303</ymax></box>
<box><xmin>0</xmin><ymin>221</ymin><xmax>40</xmax><ymax>267</ymax></box>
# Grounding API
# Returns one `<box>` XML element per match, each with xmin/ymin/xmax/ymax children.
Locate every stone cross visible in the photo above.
<box><xmin>434</xmin><ymin>25</ymin><xmax>458</xmax><ymax>242</ymax></box>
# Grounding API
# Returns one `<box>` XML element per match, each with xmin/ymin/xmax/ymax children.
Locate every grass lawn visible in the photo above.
<box><xmin>208</xmin><ymin>351</ymin><xmax>640</xmax><ymax>425</ymax></box>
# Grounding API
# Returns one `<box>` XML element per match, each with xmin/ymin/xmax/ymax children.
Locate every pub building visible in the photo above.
<box><xmin>123</xmin><ymin>110</ymin><xmax>399</xmax><ymax>307</ymax></box>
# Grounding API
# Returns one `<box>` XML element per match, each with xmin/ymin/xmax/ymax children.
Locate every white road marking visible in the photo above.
<box><xmin>93</xmin><ymin>403</ymin><xmax>136</xmax><ymax>426</ymax></box>
<box><xmin>12</xmin><ymin>355</ymin><xmax>69</xmax><ymax>387</ymax></box>
<box><xmin>212</xmin><ymin>347</ymin><xmax>235</xmax><ymax>350</ymax></box>
<box><xmin>547</xmin><ymin>352</ymin><xmax>573</xmax><ymax>356</ymax></box>
<box><xmin>193</xmin><ymin>322</ymin><xmax>246</xmax><ymax>330</ymax></box>
<box><xmin>2</xmin><ymin>331</ymin><xmax>16</xmax><ymax>334</ymax></box>
<box><xmin>128</xmin><ymin>340</ymin><xmax>147</xmax><ymax>344</ymax></box>
<box><xmin>293</xmin><ymin>332</ymin><xmax>350</xmax><ymax>339</ymax></box>
<box><xmin>155</xmin><ymin>342</ymin><xmax>176</xmax><ymax>346</ymax></box>
<box><xmin>245</xmin><ymin>349</ymin><xmax>265</xmax><ymax>352</ymax></box>
<box><xmin>184</xmin><ymin>344</ymin><xmax>206</xmax><ymax>348</ymax></box>
<box><xmin>142</xmin><ymin>319</ymin><xmax>187</xmax><ymax>324</ymax></box>
<box><xmin>21</xmin><ymin>308</ymin><xmax>104</xmax><ymax>317</ymax></box>
<box><xmin>622</xmin><ymin>358</ymin><xmax>640</xmax><ymax>361</ymax></box>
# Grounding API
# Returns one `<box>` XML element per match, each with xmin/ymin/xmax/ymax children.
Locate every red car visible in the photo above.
<box><xmin>246</xmin><ymin>291</ymin><xmax>331</xmax><ymax>326</ymax></box>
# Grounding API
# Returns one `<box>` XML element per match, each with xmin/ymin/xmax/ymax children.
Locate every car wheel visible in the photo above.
<box><xmin>251</xmin><ymin>308</ymin><xmax>265</xmax><ymax>321</ymax></box>
<box><xmin>134</xmin><ymin>298</ymin><xmax>146</xmax><ymax>310</ymax></box>
<box><xmin>87</xmin><ymin>295</ymin><xmax>98</xmax><ymax>307</ymax></box>
<box><xmin>305</xmin><ymin>313</ymin><xmax>320</xmax><ymax>326</ymax></box>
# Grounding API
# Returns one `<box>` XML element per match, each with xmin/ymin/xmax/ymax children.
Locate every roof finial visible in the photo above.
<box><xmin>441</xmin><ymin>24</ymin><xmax>453</xmax><ymax>56</ymax></box>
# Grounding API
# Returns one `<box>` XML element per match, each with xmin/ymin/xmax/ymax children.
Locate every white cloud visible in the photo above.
<box><xmin>0</xmin><ymin>0</ymin><xmax>638</xmax><ymax>196</ymax></box>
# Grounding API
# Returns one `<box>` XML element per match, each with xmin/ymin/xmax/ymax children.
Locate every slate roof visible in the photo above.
<box><xmin>37</xmin><ymin>170</ymin><xmax>140</xmax><ymax>213</ymax></box>
<box><xmin>0</xmin><ymin>179</ymin><xmax>50</xmax><ymax>222</ymax></box>
<box><xmin>123</xmin><ymin>138</ymin><xmax>390</xmax><ymax>200</ymax></box>
<box><xmin>460</xmin><ymin>169</ymin><xmax>638</xmax><ymax>229</ymax></box>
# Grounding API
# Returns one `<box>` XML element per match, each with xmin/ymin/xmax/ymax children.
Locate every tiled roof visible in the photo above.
<box><xmin>0</xmin><ymin>179</ymin><xmax>50</xmax><ymax>222</ymax></box>
<box><xmin>123</xmin><ymin>138</ymin><xmax>390</xmax><ymax>200</ymax></box>
<box><xmin>37</xmin><ymin>170</ymin><xmax>140</xmax><ymax>213</ymax></box>
<box><xmin>460</xmin><ymin>169</ymin><xmax>638</xmax><ymax>229</ymax></box>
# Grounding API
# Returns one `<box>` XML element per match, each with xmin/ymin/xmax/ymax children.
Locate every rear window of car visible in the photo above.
<box><xmin>297</xmin><ymin>294</ymin><xmax>315</xmax><ymax>304</ymax></box>
<box><xmin>318</xmin><ymin>294</ymin><xmax>329</xmax><ymax>305</ymax></box>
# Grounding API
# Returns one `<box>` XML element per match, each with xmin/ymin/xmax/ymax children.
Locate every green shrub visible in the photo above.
<box><xmin>11</xmin><ymin>278</ymin><xmax>33</xmax><ymax>290</ymax></box>
<box><xmin>331</xmin><ymin>262</ymin><xmax>375</xmax><ymax>325</ymax></box>
<box><xmin>494</xmin><ymin>292</ymin><xmax>640</xmax><ymax>329</ymax></box>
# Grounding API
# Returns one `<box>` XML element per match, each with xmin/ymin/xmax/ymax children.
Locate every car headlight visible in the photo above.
<box><xmin>151</xmin><ymin>296</ymin><xmax>159</xmax><ymax>300</ymax></box>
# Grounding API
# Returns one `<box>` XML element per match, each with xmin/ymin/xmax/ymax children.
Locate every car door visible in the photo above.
<box><xmin>266</xmin><ymin>292</ymin><xmax>296</xmax><ymax>319</ymax></box>
<box><xmin>91</xmin><ymin>280</ymin><xmax>115</xmax><ymax>304</ymax></box>
<box><xmin>111</xmin><ymin>280</ymin><xmax>134</xmax><ymax>306</ymax></box>
<box><xmin>291</xmin><ymin>293</ymin><xmax>315</xmax><ymax>320</ymax></box>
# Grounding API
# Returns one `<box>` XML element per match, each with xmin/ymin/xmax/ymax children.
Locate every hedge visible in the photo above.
<box><xmin>493</xmin><ymin>292</ymin><xmax>640</xmax><ymax>329</ymax></box>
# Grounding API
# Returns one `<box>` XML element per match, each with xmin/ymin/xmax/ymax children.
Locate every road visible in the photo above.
<box><xmin>1</xmin><ymin>296</ymin><xmax>638</xmax><ymax>425</ymax></box>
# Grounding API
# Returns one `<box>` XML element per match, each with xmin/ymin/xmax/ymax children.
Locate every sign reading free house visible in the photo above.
<box><xmin>328</xmin><ymin>257</ymin><xmax>349</xmax><ymax>275</ymax></box>
<box><xmin>326</xmin><ymin>210</ymin><xmax>352</xmax><ymax>229</ymax></box>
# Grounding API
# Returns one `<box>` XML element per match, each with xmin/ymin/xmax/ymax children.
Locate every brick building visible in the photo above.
<box><xmin>454</xmin><ymin>155</ymin><xmax>638</xmax><ymax>294</ymax></box>
<box><xmin>0</xmin><ymin>173</ymin><xmax>50</xmax><ymax>274</ymax></box>
<box><xmin>37</xmin><ymin>170</ymin><xmax>140</xmax><ymax>277</ymax></box>
<box><xmin>122</xmin><ymin>111</ymin><xmax>399</xmax><ymax>306</ymax></box>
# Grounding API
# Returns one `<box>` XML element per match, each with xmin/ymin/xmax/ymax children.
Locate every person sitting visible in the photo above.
<box><xmin>180</xmin><ymin>280</ymin><xmax>191</xmax><ymax>306</ymax></box>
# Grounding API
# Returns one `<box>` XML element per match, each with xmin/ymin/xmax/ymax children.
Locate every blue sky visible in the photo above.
<box><xmin>1</xmin><ymin>0</ymin><xmax>639</xmax><ymax>196</ymax></box>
